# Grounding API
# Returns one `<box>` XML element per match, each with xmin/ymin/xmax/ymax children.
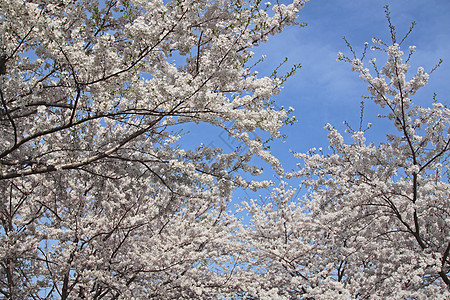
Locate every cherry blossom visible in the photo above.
<box><xmin>243</xmin><ymin>7</ymin><xmax>450</xmax><ymax>298</ymax></box>
<box><xmin>0</xmin><ymin>0</ymin><xmax>306</xmax><ymax>298</ymax></box>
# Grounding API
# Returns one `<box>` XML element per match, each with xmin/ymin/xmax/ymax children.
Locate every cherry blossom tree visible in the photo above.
<box><xmin>0</xmin><ymin>0</ymin><xmax>307</xmax><ymax>298</ymax></box>
<box><xmin>243</xmin><ymin>7</ymin><xmax>450</xmax><ymax>299</ymax></box>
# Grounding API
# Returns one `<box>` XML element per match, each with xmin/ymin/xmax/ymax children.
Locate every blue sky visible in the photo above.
<box><xmin>223</xmin><ymin>0</ymin><xmax>450</xmax><ymax>201</ymax></box>
<box><xmin>252</xmin><ymin>0</ymin><xmax>450</xmax><ymax>168</ymax></box>
<box><xmin>176</xmin><ymin>0</ymin><xmax>450</xmax><ymax>201</ymax></box>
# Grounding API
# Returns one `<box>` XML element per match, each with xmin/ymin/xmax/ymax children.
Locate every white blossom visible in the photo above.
<box><xmin>0</xmin><ymin>0</ymin><xmax>306</xmax><ymax>298</ymax></box>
